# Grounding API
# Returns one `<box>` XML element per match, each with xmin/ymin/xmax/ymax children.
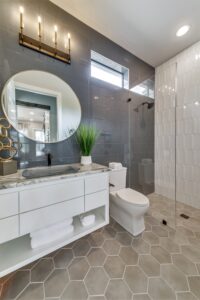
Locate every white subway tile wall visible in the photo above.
<box><xmin>155</xmin><ymin>41</ymin><xmax>200</xmax><ymax>209</ymax></box>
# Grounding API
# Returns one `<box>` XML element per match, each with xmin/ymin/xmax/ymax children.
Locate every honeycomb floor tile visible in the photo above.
<box><xmin>1</xmin><ymin>195</ymin><xmax>200</xmax><ymax>300</ymax></box>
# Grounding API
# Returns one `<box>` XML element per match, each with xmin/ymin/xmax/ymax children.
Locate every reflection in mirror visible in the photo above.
<box><xmin>1</xmin><ymin>70</ymin><xmax>81</xmax><ymax>143</ymax></box>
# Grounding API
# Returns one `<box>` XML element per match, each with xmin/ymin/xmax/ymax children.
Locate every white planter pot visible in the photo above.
<box><xmin>81</xmin><ymin>156</ymin><xmax>92</xmax><ymax>165</ymax></box>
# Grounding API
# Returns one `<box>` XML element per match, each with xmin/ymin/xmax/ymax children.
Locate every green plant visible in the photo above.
<box><xmin>76</xmin><ymin>124</ymin><xmax>100</xmax><ymax>156</ymax></box>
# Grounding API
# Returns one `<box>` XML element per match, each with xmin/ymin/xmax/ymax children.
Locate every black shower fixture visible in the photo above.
<box><xmin>133</xmin><ymin>101</ymin><xmax>154</xmax><ymax>112</ymax></box>
<box><xmin>147</xmin><ymin>102</ymin><xmax>154</xmax><ymax>109</ymax></box>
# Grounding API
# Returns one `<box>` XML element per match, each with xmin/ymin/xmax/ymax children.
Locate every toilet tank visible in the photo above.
<box><xmin>109</xmin><ymin>167</ymin><xmax>127</xmax><ymax>192</ymax></box>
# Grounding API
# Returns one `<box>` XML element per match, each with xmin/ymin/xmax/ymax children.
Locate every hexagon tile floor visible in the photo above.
<box><xmin>1</xmin><ymin>197</ymin><xmax>200</xmax><ymax>300</ymax></box>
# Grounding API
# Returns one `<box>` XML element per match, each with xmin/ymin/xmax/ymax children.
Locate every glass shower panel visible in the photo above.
<box><xmin>128</xmin><ymin>88</ymin><xmax>154</xmax><ymax>194</ymax></box>
<box><xmin>128</xmin><ymin>74</ymin><xmax>155</xmax><ymax>226</ymax></box>
<box><xmin>153</xmin><ymin>63</ymin><xmax>176</xmax><ymax>228</ymax></box>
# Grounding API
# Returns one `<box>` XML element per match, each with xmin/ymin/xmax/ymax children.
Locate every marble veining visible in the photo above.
<box><xmin>0</xmin><ymin>163</ymin><xmax>109</xmax><ymax>190</ymax></box>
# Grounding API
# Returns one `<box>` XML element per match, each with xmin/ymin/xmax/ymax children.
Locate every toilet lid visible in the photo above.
<box><xmin>116</xmin><ymin>188</ymin><xmax>149</xmax><ymax>206</ymax></box>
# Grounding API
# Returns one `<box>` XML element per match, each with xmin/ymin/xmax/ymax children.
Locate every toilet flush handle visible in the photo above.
<box><xmin>109</xmin><ymin>183</ymin><xmax>115</xmax><ymax>187</ymax></box>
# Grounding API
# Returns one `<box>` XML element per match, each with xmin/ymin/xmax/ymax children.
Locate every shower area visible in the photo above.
<box><xmin>152</xmin><ymin>41</ymin><xmax>200</xmax><ymax>231</ymax></box>
<box><xmin>129</xmin><ymin>41</ymin><xmax>200</xmax><ymax>233</ymax></box>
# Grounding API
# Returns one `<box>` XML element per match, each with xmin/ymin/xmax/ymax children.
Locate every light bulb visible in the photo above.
<box><xmin>19</xmin><ymin>6</ymin><xmax>24</xmax><ymax>13</ymax></box>
<box><xmin>176</xmin><ymin>25</ymin><xmax>190</xmax><ymax>37</ymax></box>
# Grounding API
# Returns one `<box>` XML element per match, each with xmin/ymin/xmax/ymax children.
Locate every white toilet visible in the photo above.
<box><xmin>109</xmin><ymin>164</ymin><xmax>149</xmax><ymax>236</ymax></box>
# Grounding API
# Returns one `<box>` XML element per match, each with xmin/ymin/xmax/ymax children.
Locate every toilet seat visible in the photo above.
<box><xmin>116</xmin><ymin>188</ymin><xmax>149</xmax><ymax>207</ymax></box>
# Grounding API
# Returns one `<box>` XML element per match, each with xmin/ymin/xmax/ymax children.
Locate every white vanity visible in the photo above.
<box><xmin>0</xmin><ymin>164</ymin><xmax>109</xmax><ymax>277</ymax></box>
<box><xmin>0</xmin><ymin>70</ymin><xmax>109</xmax><ymax>278</ymax></box>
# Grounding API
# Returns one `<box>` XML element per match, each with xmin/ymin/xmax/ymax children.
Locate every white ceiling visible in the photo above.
<box><xmin>50</xmin><ymin>0</ymin><xmax>200</xmax><ymax>66</ymax></box>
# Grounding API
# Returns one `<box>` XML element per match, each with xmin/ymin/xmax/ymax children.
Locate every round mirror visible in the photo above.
<box><xmin>1</xmin><ymin>70</ymin><xmax>81</xmax><ymax>143</ymax></box>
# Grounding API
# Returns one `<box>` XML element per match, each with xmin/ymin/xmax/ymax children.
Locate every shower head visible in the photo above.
<box><xmin>147</xmin><ymin>102</ymin><xmax>154</xmax><ymax>109</ymax></box>
<box><xmin>134</xmin><ymin>102</ymin><xmax>154</xmax><ymax>112</ymax></box>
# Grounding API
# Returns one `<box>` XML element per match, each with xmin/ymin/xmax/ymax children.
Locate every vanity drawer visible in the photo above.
<box><xmin>20</xmin><ymin>196</ymin><xmax>84</xmax><ymax>235</ymax></box>
<box><xmin>19</xmin><ymin>178</ymin><xmax>84</xmax><ymax>212</ymax></box>
<box><xmin>85</xmin><ymin>190</ymin><xmax>108</xmax><ymax>211</ymax></box>
<box><xmin>85</xmin><ymin>173</ymin><xmax>108</xmax><ymax>195</ymax></box>
<box><xmin>0</xmin><ymin>216</ymin><xmax>19</xmax><ymax>244</ymax></box>
<box><xmin>0</xmin><ymin>192</ymin><xmax>18</xmax><ymax>219</ymax></box>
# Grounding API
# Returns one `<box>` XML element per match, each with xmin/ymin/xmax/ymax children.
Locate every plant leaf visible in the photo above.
<box><xmin>76</xmin><ymin>124</ymin><xmax>100</xmax><ymax>156</ymax></box>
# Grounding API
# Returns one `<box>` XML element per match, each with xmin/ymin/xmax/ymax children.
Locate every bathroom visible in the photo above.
<box><xmin>0</xmin><ymin>0</ymin><xmax>200</xmax><ymax>299</ymax></box>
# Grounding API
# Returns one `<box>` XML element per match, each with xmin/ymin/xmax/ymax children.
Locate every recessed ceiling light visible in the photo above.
<box><xmin>176</xmin><ymin>25</ymin><xmax>190</xmax><ymax>37</ymax></box>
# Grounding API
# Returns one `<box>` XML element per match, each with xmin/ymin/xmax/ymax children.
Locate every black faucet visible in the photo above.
<box><xmin>47</xmin><ymin>153</ymin><xmax>53</xmax><ymax>166</ymax></box>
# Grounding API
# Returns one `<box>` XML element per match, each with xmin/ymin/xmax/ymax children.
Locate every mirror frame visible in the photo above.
<box><xmin>1</xmin><ymin>70</ymin><xmax>82</xmax><ymax>144</ymax></box>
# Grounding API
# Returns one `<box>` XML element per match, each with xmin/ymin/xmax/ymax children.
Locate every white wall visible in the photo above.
<box><xmin>155</xmin><ymin>41</ymin><xmax>200</xmax><ymax>209</ymax></box>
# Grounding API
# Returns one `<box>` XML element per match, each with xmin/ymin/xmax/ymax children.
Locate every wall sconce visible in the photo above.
<box><xmin>18</xmin><ymin>6</ymin><xmax>71</xmax><ymax>64</ymax></box>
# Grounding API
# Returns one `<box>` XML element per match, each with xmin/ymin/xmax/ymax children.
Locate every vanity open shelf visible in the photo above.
<box><xmin>0</xmin><ymin>206</ymin><xmax>106</xmax><ymax>277</ymax></box>
<box><xmin>0</xmin><ymin>166</ymin><xmax>109</xmax><ymax>278</ymax></box>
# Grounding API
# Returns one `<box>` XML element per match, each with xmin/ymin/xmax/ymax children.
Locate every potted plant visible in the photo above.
<box><xmin>76</xmin><ymin>124</ymin><xmax>100</xmax><ymax>165</ymax></box>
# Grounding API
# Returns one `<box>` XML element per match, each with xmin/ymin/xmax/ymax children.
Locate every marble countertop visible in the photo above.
<box><xmin>0</xmin><ymin>163</ymin><xmax>110</xmax><ymax>190</ymax></box>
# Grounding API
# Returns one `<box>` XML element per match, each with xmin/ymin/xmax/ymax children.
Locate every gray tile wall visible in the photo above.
<box><xmin>0</xmin><ymin>0</ymin><xmax>154</xmax><ymax>190</ymax></box>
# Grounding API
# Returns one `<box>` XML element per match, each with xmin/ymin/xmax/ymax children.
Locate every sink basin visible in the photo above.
<box><xmin>22</xmin><ymin>165</ymin><xmax>80</xmax><ymax>179</ymax></box>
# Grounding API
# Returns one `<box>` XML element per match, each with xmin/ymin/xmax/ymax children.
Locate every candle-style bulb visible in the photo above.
<box><xmin>38</xmin><ymin>16</ymin><xmax>42</xmax><ymax>42</ymax></box>
<box><xmin>19</xmin><ymin>6</ymin><xmax>24</xmax><ymax>35</ymax></box>
<box><xmin>54</xmin><ymin>25</ymin><xmax>58</xmax><ymax>49</ymax></box>
<box><xmin>67</xmin><ymin>32</ymin><xmax>71</xmax><ymax>57</ymax></box>
<box><xmin>19</xmin><ymin>6</ymin><xmax>24</xmax><ymax>14</ymax></box>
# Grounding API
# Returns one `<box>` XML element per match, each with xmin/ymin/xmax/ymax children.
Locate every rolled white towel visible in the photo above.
<box><xmin>109</xmin><ymin>162</ymin><xmax>122</xmax><ymax>169</ymax></box>
<box><xmin>31</xmin><ymin>231</ymin><xmax>65</xmax><ymax>249</ymax></box>
<box><xmin>30</xmin><ymin>218</ymin><xmax>73</xmax><ymax>239</ymax></box>
<box><xmin>80</xmin><ymin>214</ymin><xmax>95</xmax><ymax>227</ymax></box>
<box><xmin>30</xmin><ymin>225</ymin><xmax>74</xmax><ymax>249</ymax></box>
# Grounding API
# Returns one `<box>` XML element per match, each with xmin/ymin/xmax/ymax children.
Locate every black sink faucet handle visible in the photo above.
<box><xmin>47</xmin><ymin>153</ymin><xmax>53</xmax><ymax>166</ymax></box>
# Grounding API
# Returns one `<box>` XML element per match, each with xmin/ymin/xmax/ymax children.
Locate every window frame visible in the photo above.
<box><xmin>90</xmin><ymin>51</ymin><xmax>129</xmax><ymax>89</ymax></box>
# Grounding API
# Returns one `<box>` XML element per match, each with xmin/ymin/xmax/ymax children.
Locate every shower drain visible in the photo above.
<box><xmin>162</xmin><ymin>219</ymin><xmax>167</xmax><ymax>225</ymax></box>
<box><xmin>180</xmin><ymin>213</ymin><xmax>190</xmax><ymax>219</ymax></box>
